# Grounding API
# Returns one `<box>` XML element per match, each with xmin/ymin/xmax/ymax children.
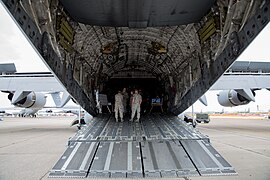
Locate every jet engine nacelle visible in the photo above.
<box><xmin>217</xmin><ymin>90</ymin><xmax>255</xmax><ymax>107</ymax></box>
<box><xmin>8</xmin><ymin>92</ymin><xmax>46</xmax><ymax>109</ymax></box>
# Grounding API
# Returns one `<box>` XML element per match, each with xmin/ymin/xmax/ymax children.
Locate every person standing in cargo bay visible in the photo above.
<box><xmin>130</xmin><ymin>89</ymin><xmax>142</xmax><ymax>122</ymax></box>
<box><xmin>115</xmin><ymin>90</ymin><xmax>124</xmax><ymax>122</ymax></box>
<box><xmin>122</xmin><ymin>87</ymin><xmax>129</xmax><ymax>114</ymax></box>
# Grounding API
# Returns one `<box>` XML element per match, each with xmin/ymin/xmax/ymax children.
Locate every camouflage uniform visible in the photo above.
<box><xmin>130</xmin><ymin>93</ymin><xmax>142</xmax><ymax>122</ymax></box>
<box><xmin>115</xmin><ymin>92</ymin><xmax>124</xmax><ymax>122</ymax></box>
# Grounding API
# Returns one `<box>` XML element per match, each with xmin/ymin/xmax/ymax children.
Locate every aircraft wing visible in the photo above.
<box><xmin>0</xmin><ymin>72</ymin><xmax>70</xmax><ymax>108</ymax></box>
<box><xmin>211</xmin><ymin>61</ymin><xmax>270</xmax><ymax>90</ymax></box>
<box><xmin>211</xmin><ymin>75</ymin><xmax>270</xmax><ymax>90</ymax></box>
<box><xmin>0</xmin><ymin>73</ymin><xmax>66</xmax><ymax>92</ymax></box>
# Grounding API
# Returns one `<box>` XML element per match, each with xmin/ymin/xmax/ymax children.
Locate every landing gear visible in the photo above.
<box><xmin>192</xmin><ymin>119</ymin><xmax>197</xmax><ymax>128</ymax></box>
<box><xmin>191</xmin><ymin>105</ymin><xmax>196</xmax><ymax>128</ymax></box>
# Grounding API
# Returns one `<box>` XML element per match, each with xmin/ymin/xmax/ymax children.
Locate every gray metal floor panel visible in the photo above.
<box><xmin>180</xmin><ymin>140</ymin><xmax>237</xmax><ymax>176</ymax></box>
<box><xmin>89</xmin><ymin>141</ymin><xmax>142</xmax><ymax>178</ymax></box>
<box><xmin>50</xmin><ymin>141</ymin><xmax>99</xmax><ymax>178</ymax></box>
<box><xmin>49</xmin><ymin>114</ymin><xmax>237</xmax><ymax>178</ymax></box>
<box><xmin>141</xmin><ymin>140</ymin><xmax>199</xmax><ymax>177</ymax></box>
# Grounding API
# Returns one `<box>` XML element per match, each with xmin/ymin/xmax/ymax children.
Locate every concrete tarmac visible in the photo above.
<box><xmin>195</xmin><ymin>117</ymin><xmax>270</xmax><ymax>180</ymax></box>
<box><xmin>0</xmin><ymin>116</ymin><xmax>76</xmax><ymax>180</ymax></box>
<box><xmin>0</xmin><ymin>116</ymin><xmax>269</xmax><ymax>180</ymax></box>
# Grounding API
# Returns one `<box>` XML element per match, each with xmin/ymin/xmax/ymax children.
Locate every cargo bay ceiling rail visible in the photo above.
<box><xmin>1</xmin><ymin>0</ymin><xmax>270</xmax><ymax>116</ymax></box>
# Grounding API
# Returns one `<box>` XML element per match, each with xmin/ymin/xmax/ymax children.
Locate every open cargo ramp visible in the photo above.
<box><xmin>49</xmin><ymin>114</ymin><xmax>237</xmax><ymax>178</ymax></box>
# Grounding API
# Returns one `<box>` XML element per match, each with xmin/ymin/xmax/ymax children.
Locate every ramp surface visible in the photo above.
<box><xmin>49</xmin><ymin>114</ymin><xmax>236</xmax><ymax>178</ymax></box>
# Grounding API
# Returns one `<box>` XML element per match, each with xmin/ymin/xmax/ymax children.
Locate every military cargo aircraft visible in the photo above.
<box><xmin>1</xmin><ymin>0</ymin><xmax>269</xmax><ymax>178</ymax></box>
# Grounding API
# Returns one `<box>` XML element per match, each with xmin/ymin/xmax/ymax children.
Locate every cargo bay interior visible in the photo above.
<box><xmin>73</xmin><ymin>26</ymin><xmax>203</xmax><ymax>115</ymax></box>
<box><xmin>102</xmin><ymin>78</ymin><xmax>167</xmax><ymax>113</ymax></box>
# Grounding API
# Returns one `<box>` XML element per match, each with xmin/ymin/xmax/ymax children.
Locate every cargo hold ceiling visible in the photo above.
<box><xmin>60</xmin><ymin>0</ymin><xmax>215</xmax><ymax>27</ymax></box>
<box><xmin>73</xmin><ymin>26</ymin><xmax>201</xmax><ymax>81</ymax></box>
<box><xmin>58</xmin><ymin>0</ymin><xmax>214</xmax><ymax>82</ymax></box>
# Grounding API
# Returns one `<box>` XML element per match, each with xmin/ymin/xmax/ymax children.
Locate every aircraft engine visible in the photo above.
<box><xmin>217</xmin><ymin>90</ymin><xmax>255</xmax><ymax>107</ymax></box>
<box><xmin>8</xmin><ymin>92</ymin><xmax>46</xmax><ymax>109</ymax></box>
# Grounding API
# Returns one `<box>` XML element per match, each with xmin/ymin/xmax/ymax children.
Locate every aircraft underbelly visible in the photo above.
<box><xmin>49</xmin><ymin>114</ymin><xmax>236</xmax><ymax>178</ymax></box>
